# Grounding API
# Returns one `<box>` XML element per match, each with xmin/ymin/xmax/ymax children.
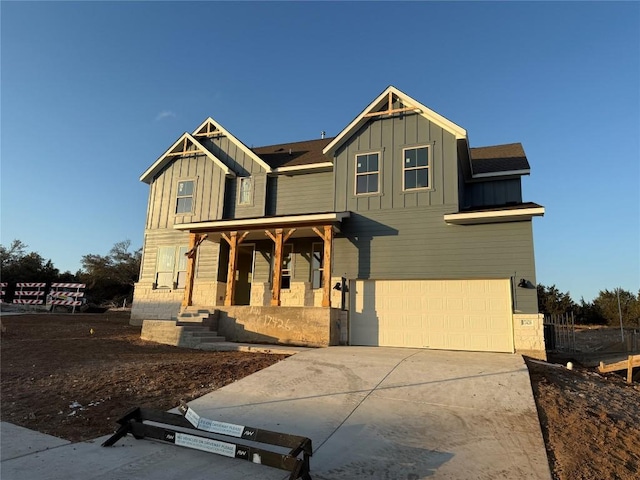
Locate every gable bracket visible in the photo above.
<box><xmin>364</xmin><ymin>91</ymin><xmax>421</xmax><ymax>118</ymax></box>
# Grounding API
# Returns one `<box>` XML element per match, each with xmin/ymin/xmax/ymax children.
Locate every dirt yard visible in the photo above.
<box><xmin>0</xmin><ymin>312</ymin><xmax>286</xmax><ymax>442</ymax></box>
<box><xmin>1</xmin><ymin>313</ymin><xmax>639</xmax><ymax>479</ymax></box>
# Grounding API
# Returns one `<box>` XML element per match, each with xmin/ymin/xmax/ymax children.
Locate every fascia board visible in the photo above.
<box><xmin>140</xmin><ymin>133</ymin><xmax>234</xmax><ymax>184</ymax></box>
<box><xmin>444</xmin><ymin>207</ymin><xmax>545</xmax><ymax>225</ymax></box>
<box><xmin>272</xmin><ymin>162</ymin><xmax>334</xmax><ymax>174</ymax></box>
<box><xmin>174</xmin><ymin>212</ymin><xmax>351</xmax><ymax>231</ymax></box>
<box><xmin>471</xmin><ymin>169</ymin><xmax>531</xmax><ymax>179</ymax></box>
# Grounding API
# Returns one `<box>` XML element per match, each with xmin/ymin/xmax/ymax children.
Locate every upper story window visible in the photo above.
<box><xmin>355</xmin><ymin>152</ymin><xmax>380</xmax><ymax>195</ymax></box>
<box><xmin>238</xmin><ymin>177</ymin><xmax>252</xmax><ymax>205</ymax></box>
<box><xmin>403</xmin><ymin>146</ymin><xmax>430</xmax><ymax>190</ymax></box>
<box><xmin>176</xmin><ymin>180</ymin><xmax>194</xmax><ymax>214</ymax></box>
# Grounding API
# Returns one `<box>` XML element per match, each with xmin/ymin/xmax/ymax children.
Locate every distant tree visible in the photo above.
<box><xmin>79</xmin><ymin>240</ymin><xmax>141</xmax><ymax>305</ymax></box>
<box><xmin>575</xmin><ymin>297</ymin><xmax>607</xmax><ymax>325</ymax></box>
<box><xmin>0</xmin><ymin>240</ymin><xmax>71</xmax><ymax>299</ymax></box>
<box><xmin>536</xmin><ymin>284</ymin><xmax>576</xmax><ymax>315</ymax></box>
<box><xmin>591</xmin><ymin>289</ymin><xmax>640</xmax><ymax>327</ymax></box>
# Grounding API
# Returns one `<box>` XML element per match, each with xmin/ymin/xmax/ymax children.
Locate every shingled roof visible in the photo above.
<box><xmin>253</xmin><ymin>137</ymin><xmax>335</xmax><ymax>169</ymax></box>
<box><xmin>470</xmin><ymin>143</ymin><xmax>530</xmax><ymax>175</ymax></box>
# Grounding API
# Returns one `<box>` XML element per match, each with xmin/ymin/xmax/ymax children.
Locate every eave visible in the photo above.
<box><xmin>174</xmin><ymin>212</ymin><xmax>351</xmax><ymax>232</ymax></box>
<box><xmin>140</xmin><ymin>133</ymin><xmax>234</xmax><ymax>184</ymax></box>
<box><xmin>444</xmin><ymin>206</ymin><xmax>545</xmax><ymax>225</ymax></box>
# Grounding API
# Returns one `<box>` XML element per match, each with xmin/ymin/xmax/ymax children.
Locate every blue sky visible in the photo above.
<box><xmin>1</xmin><ymin>1</ymin><xmax>638</xmax><ymax>302</ymax></box>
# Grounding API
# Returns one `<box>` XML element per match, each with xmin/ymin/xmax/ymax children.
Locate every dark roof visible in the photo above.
<box><xmin>253</xmin><ymin>137</ymin><xmax>335</xmax><ymax>169</ymax></box>
<box><xmin>470</xmin><ymin>143</ymin><xmax>530</xmax><ymax>175</ymax></box>
<box><xmin>459</xmin><ymin>202</ymin><xmax>543</xmax><ymax>213</ymax></box>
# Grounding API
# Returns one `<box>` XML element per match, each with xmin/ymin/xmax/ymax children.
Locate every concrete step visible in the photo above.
<box><xmin>184</xmin><ymin>331</ymin><xmax>224</xmax><ymax>340</ymax></box>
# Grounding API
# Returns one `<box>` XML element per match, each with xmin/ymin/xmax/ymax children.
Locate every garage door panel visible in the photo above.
<box><xmin>350</xmin><ymin>279</ymin><xmax>514</xmax><ymax>352</ymax></box>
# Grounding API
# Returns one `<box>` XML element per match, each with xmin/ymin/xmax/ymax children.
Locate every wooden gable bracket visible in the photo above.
<box><xmin>182</xmin><ymin>233</ymin><xmax>208</xmax><ymax>308</ymax></box>
<box><xmin>364</xmin><ymin>91</ymin><xmax>421</xmax><ymax>118</ymax></box>
<box><xmin>166</xmin><ymin>136</ymin><xmax>201</xmax><ymax>157</ymax></box>
<box><xmin>194</xmin><ymin>120</ymin><xmax>226</xmax><ymax>138</ymax></box>
<box><xmin>221</xmin><ymin>231</ymin><xmax>250</xmax><ymax>306</ymax></box>
<box><xmin>265</xmin><ymin>228</ymin><xmax>296</xmax><ymax>306</ymax></box>
<box><xmin>312</xmin><ymin>226</ymin><xmax>334</xmax><ymax>308</ymax></box>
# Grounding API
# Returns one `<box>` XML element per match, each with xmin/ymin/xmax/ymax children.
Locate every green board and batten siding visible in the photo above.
<box><xmin>330</xmin><ymin>112</ymin><xmax>538</xmax><ymax>314</ymax></box>
<box><xmin>205</xmin><ymin>137</ymin><xmax>266</xmax><ymax>176</ymax></box>
<box><xmin>224</xmin><ymin>173</ymin><xmax>267</xmax><ymax>219</ymax></box>
<box><xmin>146</xmin><ymin>153</ymin><xmax>227</xmax><ymax>230</ymax></box>
<box><xmin>333</xmin><ymin>113</ymin><xmax>458</xmax><ymax>212</ymax></box>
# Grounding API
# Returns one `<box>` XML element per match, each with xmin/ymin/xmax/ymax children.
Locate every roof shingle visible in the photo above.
<box><xmin>470</xmin><ymin>143</ymin><xmax>530</xmax><ymax>175</ymax></box>
<box><xmin>253</xmin><ymin>138</ymin><xmax>335</xmax><ymax>169</ymax></box>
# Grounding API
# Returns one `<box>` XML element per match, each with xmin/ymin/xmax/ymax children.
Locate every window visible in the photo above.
<box><xmin>176</xmin><ymin>180</ymin><xmax>194</xmax><ymax>214</ymax></box>
<box><xmin>403</xmin><ymin>146</ymin><xmax>430</xmax><ymax>190</ymax></box>
<box><xmin>311</xmin><ymin>243</ymin><xmax>323</xmax><ymax>289</ymax></box>
<box><xmin>238</xmin><ymin>177</ymin><xmax>252</xmax><ymax>205</ymax></box>
<box><xmin>355</xmin><ymin>153</ymin><xmax>379</xmax><ymax>194</ymax></box>
<box><xmin>155</xmin><ymin>245</ymin><xmax>188</xmax><ymax>289</ymax></box>
<box><xmin>281</xmin><ymin>244</ymin><xmax>293</xmax><ymax>290</ymax></box>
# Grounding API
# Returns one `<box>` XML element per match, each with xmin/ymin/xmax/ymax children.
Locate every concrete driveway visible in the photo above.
<box><xmin>1</xmin><ymin>347</ymin><xmax>551</xmax><ymax>479</ymax></box>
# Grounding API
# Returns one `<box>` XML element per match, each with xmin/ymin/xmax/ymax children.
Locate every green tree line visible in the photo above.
<box><xmin>0</xmin><ymin>239</ymin><xmax>141</xmax><ymax>306</ymax></box>
<box><xmin>537</xmin><ymin>283</ymin><xmax>640</xmax><ymax>327</ymax></box>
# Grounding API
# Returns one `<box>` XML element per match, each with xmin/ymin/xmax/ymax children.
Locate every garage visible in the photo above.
<box><xmin>349</xmin><ymin>279</ymin><xmax>514</xmax><ymax>352</ymax></box>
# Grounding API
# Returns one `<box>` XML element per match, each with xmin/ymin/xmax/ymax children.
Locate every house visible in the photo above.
<box><xmin>131</xmin><ymin>86</ymin><xmax>546</xmax><ymax>358</ymax></box>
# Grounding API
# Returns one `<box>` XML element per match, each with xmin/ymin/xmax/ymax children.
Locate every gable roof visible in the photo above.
<box><xmin>323</xmin><ymin>85</ymin><xmax>467</xmax><ymax>157</ymax></box>
<box><xmin>253</xmin><ymin>137</ymin><xmax>335</xmax><ymax>170</ymax></box>
<box><xmin>193</xmin><ymin>117</ymin><xmax>272</xmax><ymax>173</ymax></box>
<box><xmin>140</xmin><ymin>132</ymin><xmax>234</xmax><ymax>184</ymax></box>
<box><xmin>470</xmin><ymin>143</ymin><xmax>530</xmax><ymax>177</ymax></box>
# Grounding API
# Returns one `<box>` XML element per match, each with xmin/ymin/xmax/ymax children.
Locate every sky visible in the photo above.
<box><xmin>1</xmin><ymin>1</ymin><xmax>638</xmax><ymax>303</ymax></box>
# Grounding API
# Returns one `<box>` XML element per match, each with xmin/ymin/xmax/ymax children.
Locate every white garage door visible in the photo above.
<box><xmin>350</xmin><ymin>279</ymin><xmax>514</xmax><ymax>352</ymax></box>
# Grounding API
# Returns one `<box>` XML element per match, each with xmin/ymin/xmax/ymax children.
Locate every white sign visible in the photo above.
<box><xmin>198</xmin><ymin>418</ymin><xmax>245</xmax><ymax>437</ymax></box>
<box><xmin>175</xmin><ymin>433</ymin><xmax>236</xmax><ymax>458</ymax></box>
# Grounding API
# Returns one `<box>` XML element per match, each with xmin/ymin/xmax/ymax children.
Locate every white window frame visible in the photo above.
<box><xmin>175</xmin><ymin>179</ymin><xmax>195</xmax><ymax>214</ymax></box>
<box><xmin>238</xmin><ymin>177</ymin><xmax>253</xmax><ymax>206</ymax></box>
<box><xmin>355</xmin><ymin>152</ymin><xmax>380</xmax><ymax>195</ymax></box>
<box><xmin>154</xmin><ymin>245</ymin><xmax>189</xmax><ymax>289</ymax></box>
<box><xmin>402</xmin><ymin>145</ymin><xmax>431</xmax><ymax>191</ymax></box>
<box><xmin>310</xmin><ymin>242</ymin><xmax>324</xmax><ymax>289</ymax></box>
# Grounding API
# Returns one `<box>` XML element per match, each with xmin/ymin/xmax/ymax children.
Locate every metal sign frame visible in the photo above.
<box><xmin>102</xmin><ymin>403</ymin><xmax>312</xmax><ymax>480</ymax></box>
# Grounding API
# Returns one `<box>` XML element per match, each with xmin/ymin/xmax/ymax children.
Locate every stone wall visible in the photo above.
<box><xmin>513</xmin><ymin>313</ymin><xmax>547</xmax><ymax>360</ymax></box>
<box><xmin>217</xmin><ymin>306</ymin><xmax>343</xmax><ymax>347</ymax></box>
<box><xmin>130</xmin><ymin>282</ymin><xmax>182</xmax><ymax>325</ymax></box>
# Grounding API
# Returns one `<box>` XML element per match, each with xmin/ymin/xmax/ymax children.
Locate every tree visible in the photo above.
<box><xmin>536</xmin><ymin>284</ymin><xmax>576</xmax><ymax>315</ymax></box>
<box><xmin>79</xmin><ymin>240</ymin><xmax>141</xmax><ymax>305</ymax></box>
<box><xmin>591</xmin><ymin>289</ymin><xmax>640</xmax><ymax>327</ymax></box>
<box><xmin>0</xmin><ymin>240</ymin><xmax>68</xmax><ymax>299</ymax></box>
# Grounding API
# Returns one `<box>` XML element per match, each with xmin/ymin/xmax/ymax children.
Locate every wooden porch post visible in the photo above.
<box><xmin>181</xmin><ymin>233</ymin><xmax>199</xmax><ymax>307</ymax></box>
<box><xmin>222</xmin><ymin>231</ymin><xmax>248</xmax><ymax>307</ymax></box>
<box><xmin>265</xmin><ymin>228</ymin><xmax>296</xmax><ymax>307</ymax></box>
<box><xmin>322</xmin><ymin>225</ymin><xmax>333</xmax><ymax>308</ymax></box>
<box><xmin>312</xmin><ymin>224</ymin><xmax>334</xmax><ymax>308</ymax></box>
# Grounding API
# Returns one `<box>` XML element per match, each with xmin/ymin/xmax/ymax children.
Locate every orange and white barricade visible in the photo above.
<box><xmin>13</xmin><ymin>283</ymin><xmax>47</xmax><ymax>304</ymax></box>
<box><xmin>48</xmin><ymin>283</ymin><xmax>86</xmax><ymax>313</ymax></box>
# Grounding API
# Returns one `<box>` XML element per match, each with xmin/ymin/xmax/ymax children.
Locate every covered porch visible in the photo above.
<box><xmin>174</xmin><ymin>212</ymin><xmax>350</xmax><ymax>310</ymax></box>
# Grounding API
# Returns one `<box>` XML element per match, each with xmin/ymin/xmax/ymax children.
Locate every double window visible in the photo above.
<box><xmin>403</xmin><ymin>146</ymin><xmax>430</xmax><ymax>190</ymax></box>
<box><xmin>155</xmin><ymin>246</ymin><xmax>189</xmax><ymax>289</ymax></box>
<box><xmin>176</xmin><ymin>180</ymin><xmax>194</xmax><ymax>214</ymax></box>
<box><xmin>355</xmin><ymin>153</ymin><xmax>379</xmax><ymax>195</ymax></box>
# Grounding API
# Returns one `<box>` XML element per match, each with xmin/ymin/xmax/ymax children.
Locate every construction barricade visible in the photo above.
<box><xmin>13</xmin><ymin>283</ymin><xmax>47</xmax><ymax>305</ymax></box>
<box><xmin>103</xmin><ymin>401</ymin><xmax>313</xmax><ymax>479</ymax></box>
<box><xmin>47</xmin><ymin>283</ymin><xmax>86</xmax><ymax>313</ymax></box>
<box><xmin>0</xmin><ymin>283</ymin><xmax>7</xmax><ymax>303</ymax></box>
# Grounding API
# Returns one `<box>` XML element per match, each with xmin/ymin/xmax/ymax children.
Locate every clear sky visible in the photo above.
<box><xmin>1</xmin><ymin>1</ymin><xmax>638</xmax><ymax>302</ymax></box>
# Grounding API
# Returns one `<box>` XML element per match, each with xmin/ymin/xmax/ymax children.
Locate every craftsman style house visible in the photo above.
<box><xmin>132</xmin><ymin>86</ymin><xmax>546</xmax><ymax>357</ymax></box>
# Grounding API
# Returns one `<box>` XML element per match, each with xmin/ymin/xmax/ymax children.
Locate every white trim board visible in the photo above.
<box><xmin>444</xmin><ymin>207</ymin><xmax>545</xmax><ymax>225</ymax></box>
<box><xmin>174</xmin><ymin>212</ymin><xmax>351</xmax><ymax>231</ymax></box>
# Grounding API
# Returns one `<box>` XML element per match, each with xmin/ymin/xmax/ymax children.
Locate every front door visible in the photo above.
<box><xmin>234</xmin><ymin>244</ymin><xmax>254</xmax><ymax>305</ymax></box>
